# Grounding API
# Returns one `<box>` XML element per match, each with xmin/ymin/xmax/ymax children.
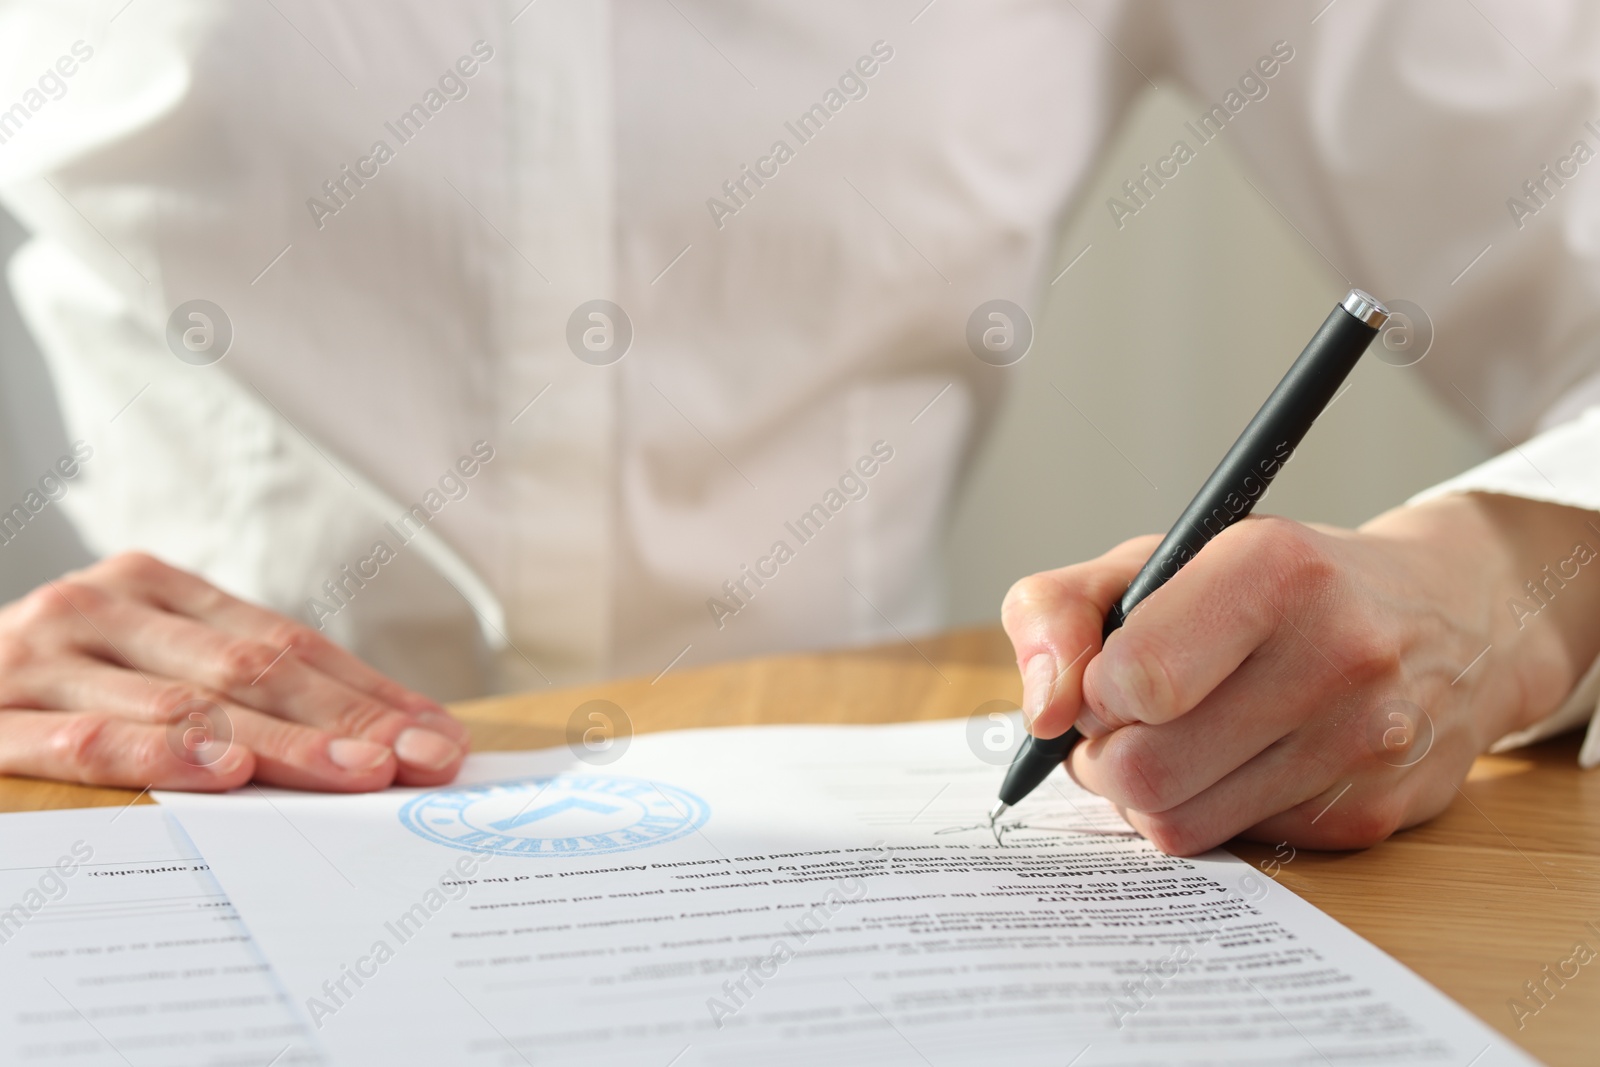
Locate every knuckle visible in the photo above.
<box><xmin>102</xmin><ymin>550</ymin><xmax>169</xmax><ymax>583</ymax></box>
<box><xmin>1254</xmin><ymin>518</ymin><xmax>1336</xmax><ymax>596</ymax></box>
<box><xmin>331</xmin><ymin>696</ymin><xmax>401</xmax><ymax>739</ymax></box>
<box><xmin>187</xmin><ymin>581</ymin><xmax>229</xmax><ymax>616</ymax></box>
<box><xmin>233</xmin><ymin>719</ymin><xmax>296</xmax><ymax>763</ymax></box>
<box><xmin>214</xmin><ymin>640</ymin><xmax>279</xmax><ymax>689</ymax></box>
<box><xmin>1001</xmin><ymin>573</ymin><xmax>1062</xmax><ymax>623</ymax></box>
<box><xmin>0</xmin><ymin>633</ymin><xmax>33</xmax><ymax>674</ymax></box>
<box><xmin>1102</xmin><ymin>731</ymin><xmax>1177</xmax><ymax>813</ymax></box>
<box><xmin>262</xmin><ymin>619</ymin><xmax>317</xmax><ymax>654</ymax></box>
<box><xmin>1321</xmin><ymin>796</ymin><xmax>1401</xmax><ymax>849</ymax></box>
<box><xmin>49</xmin><ymin>713</ymin><xmax>103</xmax><ymax>767</ymax></box>
<box><xmin>50</xmin><ymin>713</ymin><xmax>151</xmax><ymax>780</ymax></box>
<box><xmin>1140</xmin><ymin>811</ymin><xmax>1202</xmax><ymax>856</ymax></box>
<box><xmin>149</xmin><ymin>682</ymin><xmax>218</xmax><ymax>723</ymax></box>
<box><xmin>1218</xmin><ymin>517</ymin><xmax>1326</xmax><ymax>595</ymax></box>
<box><xmin>1098</xmin><ymin>632</ymin><xmax>1176</xmax><ymax>721</ymax></box>
<box><xmin>1330</xmin><ymin>626</ymin><xmax>1400</xmax><ymax>687</ymax></box>
<box><xmin>370</xmin><ymin>678</ymin><xmax>421</xmax><ymax>711</ymax></box>
<box><xmin>13</xmin><ymin>583</ymin><xmax>91</xmax><ymax>628</ymax></box>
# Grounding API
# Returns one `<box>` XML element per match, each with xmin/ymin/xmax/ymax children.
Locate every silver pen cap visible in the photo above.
<box><xmin>1341</xmin><ymin>289</ymin><xmax>1389</xmax><ymax>329</ymax></box>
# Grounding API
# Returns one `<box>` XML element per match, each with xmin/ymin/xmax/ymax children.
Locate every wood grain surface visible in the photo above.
<box><xmin>1</xmin><ymin>626</ymin><xmax>1591</xmax><ymax>1064</ymax></box>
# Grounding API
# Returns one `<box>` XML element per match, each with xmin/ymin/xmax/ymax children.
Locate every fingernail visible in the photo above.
<box><xmin>1022</xmin><ymin>653</ymin><xmax>1058</xmax><ymax>731</ymax></box>
<box><xmin>1073</xmin><ymin>710</ymin><xmax>1110</xmax><ymax>740</ymax></box>
<box><xmin>204</xmin><ymin>745</ymin><xmax>245</xmax><ymax>775</ymax></box>
<box><xmin>328</xmin><ymin>737</ymin><xmax>390</xmax><ymax>772</ymax></box>
<box><xmin>394</xmin><ymin>728</ymin><xmax>460</xmax><ymax>771</ymax></box>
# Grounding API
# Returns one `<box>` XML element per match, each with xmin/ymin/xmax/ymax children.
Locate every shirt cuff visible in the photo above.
<box><xmin>1407</xmin><ymin>404</ymin><xmax>1600</xmax><ymax>768</ymax></box>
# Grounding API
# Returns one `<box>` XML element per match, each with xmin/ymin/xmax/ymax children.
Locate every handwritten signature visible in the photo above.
<box><xmin>935</xmin><ymin>817</ymin><xmax>1141</xmax><ymax>847</ymax></box>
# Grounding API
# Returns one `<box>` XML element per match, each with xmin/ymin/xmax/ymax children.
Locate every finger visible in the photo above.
<box><xmin>0</xmin><ymin>709</ymin><xmax>254</xmax><ymax>791</ymax></box>
<box><xmin>89</xmin><ymin>552</ymin><xmax>453</xmax><ymax>719</ymax></box>
<box><xmin>23</xmin><ymin>657</ymin><xmax>464</xmax><ymax>789</ymax></box>
<box><xmin>59</xmin><ymin>592</ymin><xmax>466</xmax><ymax>767</ymax></box>
<box><xmin>1079</xmin><ymin>517</ymin><xmax>1315</xmax><ymax>734</ymax></box>
<box><xmin>224</xmin><ymin>702</ymin><xmax>412</xmax><ymax>791</ymax></box>
<box><xmin>1066</xmin><ymin>638</ymin><xmax>1306</xmax><ymax>813</ymax></box>
<box><xmin>1001</xmin><ymin>535</ymin><xmax>1160</xmax><ymax>739</ymax></box>
<box><xmin>1241</xmin><ymin>723</ymin><xmax>1476</xmax><ymax>851</ymax></box>
<box><xmin>18</xmin><ymin>668</ymin><xmax>410</xmax><ymax>793</ymax></box>
<box><xmin>1104</xmin><ymin>712</ymin><xmax>1372</xmax><ymax>856</ymax></box>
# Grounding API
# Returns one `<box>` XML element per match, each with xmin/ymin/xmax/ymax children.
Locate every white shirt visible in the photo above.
<box><xmin>2</xmin><ymin>0</ymin><xmax>1599</xmax><ymax>761</ymax></box>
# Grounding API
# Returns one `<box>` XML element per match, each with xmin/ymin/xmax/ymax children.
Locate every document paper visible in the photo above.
<box><xmin>0</xmin><ymin>804</ymin><xmax>323</xmax><ymax>1065</ymax></box>
<box><xmin>156</xmin><ymin>719</ymin><xmax>1532</xmax><ymax>1066</ymax></box>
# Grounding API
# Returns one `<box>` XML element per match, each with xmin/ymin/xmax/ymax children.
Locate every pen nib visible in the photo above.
<box><xmin>987</xmin><ymin>801</ymin><xmax>1009</xmax><ymax>826</ymax></box>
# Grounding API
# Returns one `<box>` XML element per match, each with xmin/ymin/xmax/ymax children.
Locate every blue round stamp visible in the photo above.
<box><xmin>398</xmin><ymin>774</ymin><xmax>711</xmax><ymax>858</ymax></box>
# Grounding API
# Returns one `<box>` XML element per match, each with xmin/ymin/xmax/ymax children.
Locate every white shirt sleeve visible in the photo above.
<box><xmin>1141</xmin><ymin>1</ymin><xmax>1600</xmax><ymax>443</ymax></box>
<box><xmin>1407</xmin><ymin>405</ymin><xmax>1600</xmax><ymax>767</ymax></box>
<box><xmin>1139</xmin><ymin>1</ymin><xmax>1600</xmax><ymax>767</ymax></box>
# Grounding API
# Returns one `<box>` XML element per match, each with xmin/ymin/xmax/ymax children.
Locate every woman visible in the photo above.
<box><xmin>0</xmin><ymin>0</ymin><xmax>1596</xmax><ymax>854</ymax></box>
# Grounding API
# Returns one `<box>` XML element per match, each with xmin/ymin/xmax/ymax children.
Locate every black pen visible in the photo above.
<box><xmin>990</xmin><ymin>289</ymin><xmax>1389</xmax><ymax>821</ymax></box>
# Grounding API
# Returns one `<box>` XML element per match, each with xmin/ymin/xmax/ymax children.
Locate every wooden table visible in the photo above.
<box><xmin>2</xmin><ymin>627</ymin><xmax>1593</xmax><ymax>1065</ymax></box>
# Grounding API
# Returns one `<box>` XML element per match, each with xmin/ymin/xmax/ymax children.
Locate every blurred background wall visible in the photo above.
<box><xmin>943</xmin><ymin>85</ymin><xmax>1493</xmax><ymax>625</ymax></box>
<box><xmin>0</xmin><ymin>84</ymin><xmax>1494</xmax><ymax>629</ymax></box>
<box><xmin>0</xmin><ymin>194</ymin><xmax>91</xmax><ymax>603</ymax></box>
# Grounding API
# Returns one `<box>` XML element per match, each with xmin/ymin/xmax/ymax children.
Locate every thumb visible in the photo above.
<box><xmin>1000</xmin><ymin>535</ymin><xmax>1159</xmax><ymax>739</ymax></box>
